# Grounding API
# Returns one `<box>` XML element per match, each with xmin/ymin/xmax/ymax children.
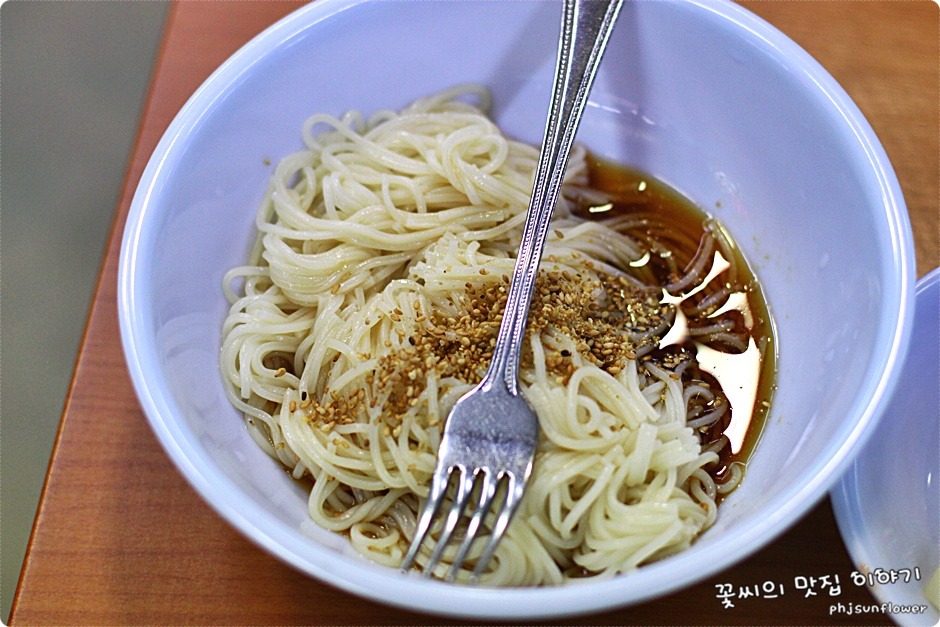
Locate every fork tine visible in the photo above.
<box><xmin>423</xmin><ymin>465</ymin><xmax>475</xmax><ymax>575</ymax></box>
<box><xmin>400</xmin><ymin>465</ymin><xmax>450</xmax><ymax>573</ymax></box>
<box><xmin>470</xmin><ymin>473</ymin><xmax>524</xmax><ymax>582</ymax></box>
<box><xmin>444</xmin><ymin>469</ymin><xmax>496</xmax><ymax>582</ymax></box>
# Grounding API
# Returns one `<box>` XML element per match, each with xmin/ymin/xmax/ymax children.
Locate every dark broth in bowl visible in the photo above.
<box><xmin>571</xmin><ymin>155</ymin><xmax>776</xmax><ymax>493</ymax></box>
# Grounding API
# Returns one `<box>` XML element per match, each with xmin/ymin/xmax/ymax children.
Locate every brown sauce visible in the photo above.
<box><xmin>570</xmin><ymin>155</ymin><xmax>776</xmax><ymax>492</ymax></box>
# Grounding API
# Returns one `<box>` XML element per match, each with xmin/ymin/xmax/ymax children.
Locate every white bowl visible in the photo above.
<box><xmin>118</xmin><ymin>0</ymin><xmax>915</xmax><ymax>618</ymax></box>
<box><xmin>831</xmin><ymin>268</ymin><xmax>940</xmax><ymax>626</ymax></box>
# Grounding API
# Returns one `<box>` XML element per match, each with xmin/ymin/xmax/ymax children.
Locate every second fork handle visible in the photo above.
<box><xmin>487</xmin><ymin>0</ymin><xmax>624</xmax><ymax>392</ymax></box>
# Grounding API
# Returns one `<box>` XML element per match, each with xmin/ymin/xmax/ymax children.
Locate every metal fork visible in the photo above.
<box><xmin>400</xmin><ymin>0</ymin><xmax>624</xmax><ymax>583</ymax></box>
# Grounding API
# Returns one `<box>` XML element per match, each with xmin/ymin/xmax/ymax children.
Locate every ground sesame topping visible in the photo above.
<box><xmin>358</xmin><ymin>267</ymin><xmax>669</xmax><ymax>429</ymax></box>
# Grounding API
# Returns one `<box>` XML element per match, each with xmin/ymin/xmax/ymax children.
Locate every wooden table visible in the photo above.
<box><xmin>10</xmin><ymin>1</ymin><xmax>937</xmax><ymax>625</ymax></box>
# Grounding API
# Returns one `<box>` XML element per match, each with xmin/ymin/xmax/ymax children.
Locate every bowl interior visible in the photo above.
<box><xmin>120</xmin><ymin>0</ymin><xmax>913</xmax><ymax>617</ymax></box>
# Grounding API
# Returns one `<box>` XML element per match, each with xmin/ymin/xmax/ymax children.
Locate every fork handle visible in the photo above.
<box><xmin>485</xmin><ymin>0</ymin><xmax>624</xmax><ymax>392</ymax></box>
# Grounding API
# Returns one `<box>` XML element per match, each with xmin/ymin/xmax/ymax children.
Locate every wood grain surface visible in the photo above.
<box><xmin>10</xmin><ymin>1</ymin><xmax>937</xmax><ymax>625</ymax></box>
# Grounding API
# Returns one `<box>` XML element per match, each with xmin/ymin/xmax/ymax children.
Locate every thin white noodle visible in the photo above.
<box><xmin>220</xmin><ymin>85</ymin><xmax>724</xmax><ymax>585</ymax></box>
